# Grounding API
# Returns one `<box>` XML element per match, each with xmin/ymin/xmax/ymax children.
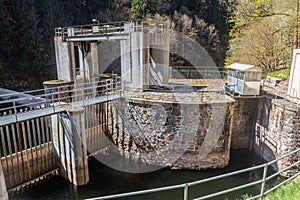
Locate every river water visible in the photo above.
<box><xmin>12</xmin><ymin>149</ymin><xmax>271</xmax><ymax>200</ymax></box>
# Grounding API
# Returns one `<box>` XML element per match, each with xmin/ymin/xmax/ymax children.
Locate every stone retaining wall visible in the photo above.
<box><xmin>254</xmin><ymin>95</ymin><xmax>300</xmax><ymax>177</ymax></box>
<box><xmin>107</xmin><ymin>92</ymin><xmax>234</xmax><ymax>170</ymax></box>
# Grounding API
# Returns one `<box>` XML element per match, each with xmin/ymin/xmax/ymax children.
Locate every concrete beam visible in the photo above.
<box><xmin>65</xmin><ymin>33</ymin><xmax>129</xmax><ymax>42</ymax></box>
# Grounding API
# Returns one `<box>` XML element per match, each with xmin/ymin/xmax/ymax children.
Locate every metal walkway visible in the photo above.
<box><xmin>0</xmin><ymin>106</ymin><xmax>65</xmax><ymax>126</ymax></box>
<box><xmin>71</xmin><ymin>93</ymin><xmax>120</xmax><ymax>107</ymax></box>
<box><xmin>0</xmin><ymin>93</ymin><xmax>120</xmax><ymax>126</ymax></box>
<box><xmin>55</xmin><ymin>21</ymin><xmax>166</xmax><ymax>42</ymax></box>
<box><xmin>0</xmin><ymin>78</ymin><xmax>122</xmax><ymax>127</ymax></box>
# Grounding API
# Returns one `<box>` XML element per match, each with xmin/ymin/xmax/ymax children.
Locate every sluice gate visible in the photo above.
<box><xmin>0</xmin><ymin>78</ymin><xmax>120</xmax><ymax>196</ymax></box>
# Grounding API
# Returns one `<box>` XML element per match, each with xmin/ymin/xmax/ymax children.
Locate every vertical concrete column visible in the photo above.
<box><xmin>54</xmin><ymin>36</ymin><xmax>73</xmax><ymax>82</ymax></box>
<box><xmin>90</xmin><ymin>42</ymin><xmax>99</xmax><ymax>82</ymax></box>
<box><xmin>0</xmin><ymin>163</ymin><xmax>8</xmax><ymax>200</ymax></box>
<box><xmin>51</xmin><ymin>105</ymin><xmax>89</xmax><ymax>186</ymax></box>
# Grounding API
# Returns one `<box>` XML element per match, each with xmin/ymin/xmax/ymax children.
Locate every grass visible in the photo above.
<box><xmin>239</xmin><ymin>176</ymin><xmax>300</xmax><ymax>200</ymax></box>
<box><xmin>264</xmin><ymin>176</ymin><xmax>300</xmax><ymax>200</ymax></box>
<box><xmin>267</xmin><ymin>68</ymin><xmax>290</xmax><ymax>81</ymax></box>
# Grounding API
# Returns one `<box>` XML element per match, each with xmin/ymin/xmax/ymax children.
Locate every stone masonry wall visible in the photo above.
<box><xmin>254</xmin><ymin>96</ymin><xmax>300</xmax><ymax>177</ymax></box>
<box><xmin>107</xmin><ymin>96</ymin><xmax>234</xmax><ymax>170</ymax></box>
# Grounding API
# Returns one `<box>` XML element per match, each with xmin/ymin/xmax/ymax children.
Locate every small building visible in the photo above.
<box><xmin>226</xmin><ymin>63</ymin><xmax>262</xmax><ymax>96</ymax></box>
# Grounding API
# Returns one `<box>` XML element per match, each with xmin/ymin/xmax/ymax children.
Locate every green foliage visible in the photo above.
<box><xmin>149</xmin><ymin>11</ymin><xmax>225</xmax><ymax>67</ymax></box>
<box><xmin>131</xmin><ymin>0</ymin><xmax>148</xmax><ymax>19</ymax></box>
<box><xmin>265</xmin><ymin>176</ymin><xmax>300</xmax><ymax>200</ymax></box>
<box><xmin>227</xmin><ymin>0</ymin><xmax>296</xmax><ymax>74</ymax></box>
<box><xmin>267</xmin><ymin>69</ymin><xmax>290</xmax><ymax>80</ymax></box>
<box><xmin>0</xmin><ymin>0</ymin><xmax>234</xmax><ymax>90</ymax></box>
<box><xmin>240</xmin><ymin>193</ymin><xmax>253</xmax><ymax>199</ymax></box>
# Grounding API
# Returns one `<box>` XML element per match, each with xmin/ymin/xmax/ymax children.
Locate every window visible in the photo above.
<box><xmin>228</xmin><ymin>70</ymin><xmax>236</xmax><ymax>78</ymax></box>
<box><xmin>237</xmin><ymin>71</ymin><xmax>244</xmax><ymax>80</ymax></box>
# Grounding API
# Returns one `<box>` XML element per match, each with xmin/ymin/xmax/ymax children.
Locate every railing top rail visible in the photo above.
<box><xmin>86</xmin><ymin>147</ymin><xmax>300</xmax><ymax>200</ymax></box>
<box><xmin>55</xmin><ymin>20</ymin><xmax>168</xmax><ymax>37</ymax></box>
<box><xmin>0</xmin><ymin>78</ymin><xmax>120</xmax><ymax>115</ymax></box>
<box><xmin>86</xmin><ymin>184</ymin><xmax>186</xmax><ymax>200</ymax></box>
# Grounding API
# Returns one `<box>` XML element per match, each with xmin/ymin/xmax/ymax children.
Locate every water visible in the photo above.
<box><xmin>12</xmin><ymin>149</ymin><xmax>269</xmax><ymax>200</ymax></box>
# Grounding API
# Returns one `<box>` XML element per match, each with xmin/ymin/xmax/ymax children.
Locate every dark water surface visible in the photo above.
<box><xmin>12</xmin><ymin>149</ymin><xmax>270</xmax><ymax>200</ymax></box>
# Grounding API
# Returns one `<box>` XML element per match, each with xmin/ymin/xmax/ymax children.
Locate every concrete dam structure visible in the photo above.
<box><xmin>1</xmin><ymin>21</ymin><xmax>300</xmax><ymax>198</ymax></box>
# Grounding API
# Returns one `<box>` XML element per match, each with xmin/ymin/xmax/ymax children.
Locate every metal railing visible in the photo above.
<box><xmin>0</xmin><ymin>78</ymin><xmax>122</xmax><ymax>123</ymax></box>
<box><xmin>86</xmin><ymin>148</ymin><xmax>300</xmax><ymax>200</ymax></box>
<box><xmin>262</xmin><ymin>77</ymin><xmax>300</xmax><ymax>107</ymax></box>
<box><xmin>0</xmin><ymin>77</ymin><xmax>225</xmax><ymax>125</ymax></box>
<box><xmin>55</xmin><ymin>20</ymin><xmax>167</xmax><ymax>41</ymax></box>
<box><xmin>170</xmin><ymin>66</ymin><xmax>224</xmax><ymax>79</ymax></box>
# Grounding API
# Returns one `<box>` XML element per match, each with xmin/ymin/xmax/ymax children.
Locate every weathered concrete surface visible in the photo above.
<box><xmin>231</xmin><ymin>97</ymin><xmax>258</xmax><ymax>149</ymax></box>
<box><xmin>121</xmin><ymin>31</ymin><xmax>170</xmax><ymax>89</ymax></box>
<box><xmin>107</xmin><ymin>91</ymin><xmax>234</xmax><ymax>170</ymax></box>
<box><xmin>0</xmin><ymin>162</ymin><xmax>8</xmax><ymax>200</ymax></box>
<box><xmin>98</xmin><ymin>40</ymin><xmax>121</xmax><ymax>74</ymax></box>
<box><xmin>54</xmin><ymin>36</ymin><xmax>73</xmax><ymax>82</ymax></box>
<box><xmin>51</xmin><ymin>105</ymin><xmax>89</xmax><ymax>186</ymax></box>
<box><xmin>254</xmin><ymin>95</ymin><xmax>300</xmax><ymax>177</ymax></box>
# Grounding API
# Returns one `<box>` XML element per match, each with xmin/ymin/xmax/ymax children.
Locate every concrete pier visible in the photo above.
<box><xmin>0</xmin><ymin>163</ymin><xmax>8</xmax><ymax>200</ymax></box>
<box><xmin>51</xmin><ymin>104</ymin><xmax>89</xmax><ymax>186</ymax></box>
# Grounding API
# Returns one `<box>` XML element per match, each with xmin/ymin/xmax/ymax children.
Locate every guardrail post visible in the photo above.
<box><xmin>58</xmin><ymin>86</ymin><xmax>61</xmax><ymax>103</ymax></box>
<box><xmin>82</xmin><ymin>87</ymin><xmax>85</xmax><ymax>106</ymax></box>
<box><xmin>184</xmin><ymin>184</ymin><xmax>189</xmax><ymax>200</ymax></box>
<box><xmin>260</xmin><ymin>164</ymin><xmax>268</xmax><ymax>199</ymax></box>
<box><xmin>13</xmin><ymin>101</ymin><xmax>18</xmax><ymax>122</ymax></box>
<box><xmin>52</xmin><ymin>93</ymin><xmax>55</xmax><ymax>113</ymax></box>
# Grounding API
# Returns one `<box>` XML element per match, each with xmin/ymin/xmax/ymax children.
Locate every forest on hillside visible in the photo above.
<box><xmin>0</xmin><ymin>0</ymin><xmax>298</xmax><ymax>90</ymax></box>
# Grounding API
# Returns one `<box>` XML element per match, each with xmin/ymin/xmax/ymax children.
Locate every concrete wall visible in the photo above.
<box><xmin>107</xmin><ymin>96</ymin><xmax>234</xmax><ymax>170</ymax></box>
<box><xmin>98</xmin><ymin>41</ymin><xmax>121</xmax><ymax>74</ymax></box>
<box><xmin>55</xmin><ymin>37</ymin><xmax>99</xmax><ymax>84</ymax></box>
<box><xmin>54</xmin><ymin>36</ymin><xmax>73</xmax><ymax>81</ymax></box>
<box><xmin>231</xmin><ymin>98</ymin><xmax>258</xmax><ymax>149</ymax></box>
<box><xmin>121</xmin><ymin>31</ymin><xmax>169</xmax><ymax>88</ymax></box>
<box><xmin>229</xmin><ymin>93</ymin><xmax>300</xmax><ymax>176</ymax></box>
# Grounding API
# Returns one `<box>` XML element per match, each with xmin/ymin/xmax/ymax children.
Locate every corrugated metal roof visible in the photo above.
<box><xmin>227</xmin><ymin>63</ymin><xmax>255</xmax><ymax>71</ymax></box>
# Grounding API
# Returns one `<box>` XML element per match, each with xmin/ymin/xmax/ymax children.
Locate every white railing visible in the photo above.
<box><xmin>85</xmin><ymin>148</ymin><xmax>300</xmax><ymax>200</ymax></box>
<box><xmin>170</xmin><ymin>66</ymin><xmax>224</xmax><ymax>79</ymax></box>
<box><xmin>0</xmin><ymin>78</ymin><xmax>122</xmax><ymax>122</ymax></box>
<box><xmin>262</xmin><ymin>77</ymin><xmax>300</xmax><ymax>107</ymax></box>
<box><xmin>55</xmin><ymin>20</ymin><xmax>167</xmax><ymax>41</ymax></box>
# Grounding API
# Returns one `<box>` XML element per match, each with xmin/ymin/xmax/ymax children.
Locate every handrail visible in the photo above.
<box><xmin>0</xmin><ymin>78</ymin><xmax>120</xmax><ymax>121</ymax></box>
<box><xmin>55</xmin><ymin>20</ymin><xmax>168</xmax><ymax>41</ymax></box>
<box><xmin>0</xmin><ymin>78</ymin><xmax>226</xmax><ymax>124</ymax></box>
<box><xmin>170</xmin><ymin>66</ymin><xmax>224</xmax><ymax>79</ymax></box>
<box><xmin>85</xmin><ymin>148</ymin><xmax>300</xmax><ymax>200</ymax></box>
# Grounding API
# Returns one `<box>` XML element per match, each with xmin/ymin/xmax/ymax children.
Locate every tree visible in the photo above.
<box><xmin>131</xmin><ymin>0</ymin><xmax>148</xmax><ymax>19</ymax></box>
<box><xmin>229</xmin><ymin>18</ymin><xmax>291</xmax><ymax>72</ymax></box>
<box><xmin>227</xmin><ymin>0</ymin><xmax>297</xmax><ymax>73</ymax></box>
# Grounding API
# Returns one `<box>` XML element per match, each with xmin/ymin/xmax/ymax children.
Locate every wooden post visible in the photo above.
<box><xmin>51</xmin><ymin>104</ymin><xmax>89</xmax><ymax>186</ymax></box>
<box><xmin>0</xmin><ymin>162</ymin><xmax>8</xmax><ymax>200</ymax></box>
